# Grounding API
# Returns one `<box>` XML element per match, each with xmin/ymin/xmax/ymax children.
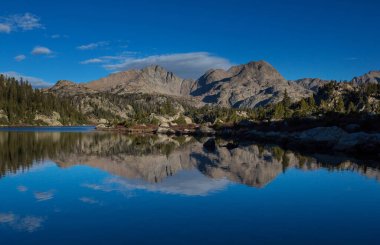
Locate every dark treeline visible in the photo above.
<box><xmin>0</xmin><ymin>75</ymin><xmax>87</xmax><ymax>125</ymax></box>
<box><xmin>0</xmin><ymin>131</ymin><xmax>192</xmax><ymax>178</ymax></box>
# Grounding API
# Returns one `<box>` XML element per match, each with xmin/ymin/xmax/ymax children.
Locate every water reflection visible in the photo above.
<box><xmin>0</xmin><ymin>212</ymin><xmax>45</xmax><ymax>233</ymax></box>
<box><xmin>0</xmin><ymin>131</ymin><xmax>379</xmax><ymax>191</ymax></box>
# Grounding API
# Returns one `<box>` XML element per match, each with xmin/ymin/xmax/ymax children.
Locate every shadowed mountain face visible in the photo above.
<box><xmin>0</xmin><ymin>131</ymin><xmax>379</xmax><ymax>191</ymax></box>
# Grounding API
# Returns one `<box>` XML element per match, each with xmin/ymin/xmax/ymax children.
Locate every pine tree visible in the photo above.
<box><xmin>347</xmin><ymin>101</ymin><xmax>356</xmax><ymax>113</ymax></box>
<box><xmin>336</xmin><ymin>97</ymin><xmax>345</xmax><ymax>113</ymax></box>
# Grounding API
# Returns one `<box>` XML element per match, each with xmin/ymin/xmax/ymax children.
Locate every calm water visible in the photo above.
<box><xmin>0</xmin><ymin>128</ymin><xmax>379</xmax><ymax>245</ymax></box>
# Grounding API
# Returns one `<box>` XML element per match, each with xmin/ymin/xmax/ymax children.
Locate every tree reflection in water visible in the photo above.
<box><xmin>0</xmin><ymin>131</ymin><xmax>379</xmax><ymax>187</ymax></box>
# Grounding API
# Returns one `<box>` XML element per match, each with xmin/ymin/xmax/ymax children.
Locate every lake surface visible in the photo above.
<box><xmin>0</xmin><ymin>128</ymin><xmax>379</xmax><ymax>245</ymax></box>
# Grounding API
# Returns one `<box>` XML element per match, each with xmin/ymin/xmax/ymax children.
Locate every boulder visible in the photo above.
<box><xmin>157</xmin><ymin>127</ymin><xmax>175</xmax><ymax>134</ymax></box>
<box><xmin>34</xmin><ymin>111</ymin><xmax>63</xmax><ymax>126</ymax></box>
<box><xmin>159</xmin><ymin>122</ymin><xmax>170</xmax><ymax>128</ymax></box>
<box><xmin>184</xmin><ymin>116</ymin><xmax>193</xmax><ymax>124</ymax></box>
<box><xmin>197</xmin><ymin>126</ymin><xmax>216</xmax><ymax>135</ymax></box>
<box><xmin>98</xmin><ymin>118</ymin><xmax>109</xmax><ymax>124</ymax></box>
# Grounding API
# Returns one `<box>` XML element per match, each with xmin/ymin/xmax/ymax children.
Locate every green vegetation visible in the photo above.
<box><xmin>0</xmin><ymin>75</ymin><xmax>87</xmax><ymax>125</ymax></box>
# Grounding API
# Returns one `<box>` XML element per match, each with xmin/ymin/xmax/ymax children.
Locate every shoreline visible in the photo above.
<box><xmin>1</xmin><ymin>124</ymin><xmax>379</xmax><ymax>158</ymax></box>
<box><xmin>0</xmin><ymin>125</ymin><xmax>95</xmax><ymax>128</ymax></box>
<box><xmin>97</xmin><ymin>123</ymin><xmax>380</xmax><ymax>158</ymax></box>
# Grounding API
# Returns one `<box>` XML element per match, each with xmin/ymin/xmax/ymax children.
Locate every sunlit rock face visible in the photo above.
<box><xmin>191</xmin><ymin>61</ymin><xmax>312</xmax><ymax>108</ymax></box>
<box><xmin>0</xmin><ymin>131</ymin><xmax>379</xmax><ymax>190</ymax></box>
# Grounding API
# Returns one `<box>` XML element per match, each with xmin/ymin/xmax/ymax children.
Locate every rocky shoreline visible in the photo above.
<box><xmin>96</xmin><ymin>123</ymin><xmax>380</xmax><ymax>157</ymax></box>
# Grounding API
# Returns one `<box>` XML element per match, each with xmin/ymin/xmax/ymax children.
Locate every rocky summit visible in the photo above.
<box><xmin>190</xmin><ymin>60</ymin><xmax>312</xmax><ymax>108</ymax></box>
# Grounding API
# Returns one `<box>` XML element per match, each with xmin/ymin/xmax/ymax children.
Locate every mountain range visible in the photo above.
<box><xmin>48</xmin><ymin>60</ymin><xmax>379</xmax><ymax>109</ymax></box>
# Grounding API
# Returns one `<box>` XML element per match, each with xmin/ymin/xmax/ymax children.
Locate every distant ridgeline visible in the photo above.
<box><xmin>0</xmin><ymin>75</ymin><xmax>87</xmax><ymax>126</ymax></box>
<box><xmin>1</xmin><ymin>62</ymin><xmax>380</xmax><ymax>127</ymax></box>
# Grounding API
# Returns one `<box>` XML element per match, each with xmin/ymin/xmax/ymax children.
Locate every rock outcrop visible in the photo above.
<box><xmin>291</xmin><ymin>78</ymin><xmax>331</xmax><ymax>92</ymax></box>
<box><xmin>34</xmin><ymin>111</ymin><xmax>63</xmax><ymax>126</ymax></box>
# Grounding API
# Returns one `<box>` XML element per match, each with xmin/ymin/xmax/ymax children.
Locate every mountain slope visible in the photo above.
<box><xmin>190</xmin><ymin>61</ymin><xmax>312</xmax><ymax>108</ymax></box>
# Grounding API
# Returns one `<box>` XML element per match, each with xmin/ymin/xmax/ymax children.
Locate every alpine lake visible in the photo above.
<box><xmin>0</xmin><ymin>127</ymin><xmax>379</xmax><ymax>245</ymax></box>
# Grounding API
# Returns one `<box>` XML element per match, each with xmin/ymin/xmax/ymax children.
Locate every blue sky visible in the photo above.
<box><xmin>1</xmin><ymin>0</ymin><xmax>379</xmax><ymax>87</ymax></box>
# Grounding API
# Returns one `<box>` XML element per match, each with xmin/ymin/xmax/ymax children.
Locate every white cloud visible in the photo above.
<box><xmin>31</xmin><ymin>46</ymin><xmax>53</xmax><ymax>55</ymax></box>
<box><xmin>83</xmin><ymin>170</ymin><xmax>229</xmax><ymax>196</ymax></box>
<box><xmin>79</xmin><ymin>197</ymin><xmax>102</xmax><ymax>205</ymax></box>
<box><xmin>14</xmin><ymin>54</ymin><xmax>26</xmax><ymax>62</ymax></box>
<box><xmin>34</xmin><ymin>191</ymin><xmax>54</xmax><ymax>202</ymax></box>
<box><xmin>77</xmin><ymin>41</ymin><xmax>109</xmax><ymax>50</ymax></box>
<box><xmin>50</xmin><ymin>34</ymin><xmax>68</xmax><ymax>39</ymax></box>
<box><xmin>1</xmin><ymin>71</ymin><xmax>52</xmax><ymax>88</ymax></box>
<box><xmin>11</xmin><ymin>13</ymin><xmax>42</xmax><ymax>30</ymax></box>
<box><xmin>103</xmin><ymin>52</ymin><xmax>233</xmax><ymax>79</ymax></box>
<box><xmin>0</xmin><ymin>13</ymin><xmax>43</xmax><ymax>33</ymax></box>
<box><xmin>80</xmin><ymin>58</ymin><xmax>104</xmax><ymax>64</ymax></box>
<box><xmin>0</xmin><ymin>212</ymin><xmax>45</xmax><ymax>233</ymax></box>
<box><xmin>17</xmin><ymin>186</ymin><xmax>28</xmax><ymax>192</ymax></box>
<box><xmin>0</xmin><ymin>23</ymin><xmax>11</xmax><ymax>33</ymax></box>
<box><xmin>0</xmin><ymin>213</ymin><xmax>15</xmax><ymax>223</ymax></box>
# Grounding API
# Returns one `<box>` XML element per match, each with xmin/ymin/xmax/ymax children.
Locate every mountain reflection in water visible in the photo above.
<box><xmin>1</xmin><ymin>131</ymin><xmax>379</xmax><ymax>194</ymax></box>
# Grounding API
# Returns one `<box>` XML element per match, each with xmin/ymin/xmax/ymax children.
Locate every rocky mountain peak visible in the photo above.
<box><xmin>53</xmin><ymin>80</ymin><xmax>77</xmax><ymax>88</ymax></box>
<box><xmin>140</xmin><ymin>65</ymin><xmax>179</xmax><ymax>84</ymax></box>
<box><xmin>352</xmin><ymin>70</ymin><xmax>380</xmax><ymax>85</ymax></box>
<box><xmin>142</xmin><ymin>65</ymin><xmax>169</xmax><ymax>74</ymax></box>
<box><xmin>230</xmin><ymin>60</ymin><xmax>285</xmax><ymax>81</ymax></box>
<box><xmin>47</xmin><ymin>80</ymin><xmax>96</xmax><ymax>96</ymax></box>
<box><xmin>191</xmin><ymin>60</ymin><xmax>311</xmax><ymax>108</ymax></box>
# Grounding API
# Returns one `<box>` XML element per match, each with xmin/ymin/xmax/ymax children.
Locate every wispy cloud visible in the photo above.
<box><xmin>50</xmin><ymin>34</ymin><xmax>68</xmax><ymax>39</ymax></box>
<box><xmin>82</xmin><ymin>52</ymin><xmax>233</xmax><ymax>79</ymax></box>
<box><xmin>0</xmin><ymin>23</ymin><xmax>11</xmax><ymax>33</ymax></box>
<box><xmin>17</xmin><ymin>185</ymin><xmax>28</xmax><ymax>192</ymax></box>
<box><xmin>79</xmin><ymin>197</ymin><xmax>102</xmax><ymax>205</ymax></box>
<box><xmin>0</xmin><ymin>212</ymin><xmax>45</xmax><ymax>233</ymax></box>
<box><xmin>83</xmin><ymin>170</ymin><xmax>229</xmax><ymax>196</ymax></box>
<box><xmin>31</xmin><ymin>46</ymin><xmax>53</xmax><ymax>55</ymax></box>
<box><xmin>14</xmin><ymin>54</ymin><xmax>26</xmax><ymax>62</ymax></box>
<box><xmin>79</xmin><ymin>52</ymin><xmax>137</xmax><ymax>65</ymax></box>
<box><xmin>34</xmin><ymin>191</ymin><xmax>54</xmax><ymax>202</ymax></box>
<box><xmin>80</xmin><ymin>58</ymin><xmax>104</xmax><ymax>64</ymax></box>
<box><xmin>1</xmin><ymin>71</ymin><xmax>52</xmax><ymax>88</ymax></box>
<box><xmin>0</xmin><ymin>13</ymin><xmax>43</xmax><ymax>33</ymax></box>
<box><xmin>77</xmin><ymin>41</ymin><xmax>109</xmax><ymax>50</ymax></box>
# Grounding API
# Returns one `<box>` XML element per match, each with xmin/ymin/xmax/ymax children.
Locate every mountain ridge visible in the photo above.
<box><xmin>48</xmin><ymin>61</ymin><xmax>380</xmax><ymax>109</ymax></box>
